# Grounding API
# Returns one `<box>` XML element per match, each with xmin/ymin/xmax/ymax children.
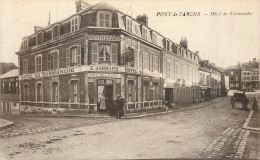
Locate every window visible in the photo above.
<box><xmin>36</xmin><ymin>32</ymin><xmax>43</xmax><ymax>44</ymax></box>
<box><xmin>230</xmin><ymin>77</ymin><xmax>234</xmax><ymax>80</ymax></box>
<box><xmin>23</xmin><ymin>84</ymin><xmax>29</xmax><ymax>101</ymax></box>
<box><xmin>23</xmin><ymin>38</ymin><xmax>28</xmax><ymax>49</ymax></box>
<box><xmin>71</xmin><ymin>17</ymin><xmax>79</xmax><ymax>32</ymax></box>
<box><xmin>236</xmin><ymin>83</ymin><xmax>239</xmax><ymax>87</ymax></box>
<box><xmin>143</xmin><ymin>52</ymin><xmax>149</xmax><ymax>69</ymax></box>
<box><xmin>52</xmin><ymin>82</ymin><xmax>59</xmax><ymax>102</ymax></box>
<box><xmin>153</xmin><ymin>55</ymin><xmax>159</xmax><ymax>72</ymax></box>
<box><xmin>231</xmin><ymin>71</ymin><xmax>233</xmax><ymax>75</ymax></box>
<box><xmin>166</xmin><ymin>60</ymin><xmax>171</xmax><ymax>79</ymax></box>
<box><xmin>166</xmin><ymin>41</ymin><xmax>170</xmax><ymax>50</ymax></box>
<box><xmin>142</xmin><ymin>27</ymin><xmax>147</xmax><ymax>40</ymax></box>
<box><xmin>128</xmin><ymin>80</ymin><xmax>134</xmax><ymax>102</ymax></box>
<box><xmin>91</xmin><ymin>43</ymin><xmax>117</xmax><ymax>65</ymax></box>
<box><xmin>152</xmin><ymin>33</ymin><xmax>157</xmax><ymax>44</ymax></box>
<box><xmin>35</xmin><ymin>55</ymin><xmax>42</xmax><ymax>72</ymax></box>
<box><xmin>126</xmin><ymin>18</ymin><xmax>132</xmax><ymax>33</ymax></box>
<box><xmin>143</xmin><ymin>82</ymin><xmax>149</xmax><ymax>101</ymax></box>
<box><xmin>36</xmin><ymin>82</ymin><xmax>43</xmax><ymax>101</ymax></box>
<box><xmin>235</xmin><ymin>71</ymin><xmax>238</xmax><ymax>74</ymax></box>
<box><xmin>236</xmin><ymin>77</ymin><xmax>238</xmax><ymax>81</ymax></box>
<box><xmin>52</xmin><ymin>25</ymin><xmax>60</xmax><ymax>38</ymax></box>
<box><xmin>71</xmin><ymin>81</ymin><xmax>79</xmax><ymax>103</ymax></box>
<box><xmin>98</xmin><ymin>12</ymin><xmax>111</xmax><ymax>27</ymax></box>
<box><xmin>154</xmin><ymin>83</ymin><xmax>159</xmax><ymax>100</ymax></box>
<box><xmin>23</xmin><ymin>59</ymin><xmax>28</xmax><ymax>74</ymax></box>
<box><xmin>48</xmin><ymin>50</ymin><xmax>59</xmax><ymax>70</ymax></box>
<box><xmin>66</xmin><ymin>46</ymin><xmax>81</xmax><ymax>67</ymax></box>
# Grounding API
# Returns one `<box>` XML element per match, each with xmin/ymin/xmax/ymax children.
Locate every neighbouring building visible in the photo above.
<box><xmin>0</xmin><ymin>69</ymin><xmax>20</xmax><ymax>115</ymax></box>
<box><xmin>226</xmin><ymin>64</ymin><xmax>241</xmax><ymax>90</ymax></box>
<box><xmin>199</xmin><ymin>64</ymin><xmax>211</xmax><ymax>102</ymax></box>
<box><xmin>163</xmin><ymin>37</ymin><xmax>200</xmax><ymax>106</ymax></box>
<box><xmin>241</xmin><ymin>58</ymin><xmax>259</xmax><ymax>90</ymax></box>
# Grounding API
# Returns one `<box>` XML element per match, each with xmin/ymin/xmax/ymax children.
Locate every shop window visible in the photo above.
<box><xmin>36</xmin><ymin>82</ymin><xmax>43</xmax><ymax>101</ymax></box>
<box><xmin>91</xmin><ymin>43</ymin><xmax>117</xmax><ymax>65</ymax></box>
<box><xmin>23</xmin><ymin>84</ymin><xmax>29</xmax><ymax>101</ymax></box>
<box><xmin>52</xmin><ymin>25</ymin><xmax>60</xmax><ymax>39</ymax></box>
<box><xmin>143</xmin><ymin>82</ymin><xmax>149</xmax><ymax>101</ymax></box>
<box><xmin>71</xmin><ymin>16</ymin><xmax>79</xmax><ymax>32</ymax></box>
<box><xmin>23</xmin><ymin>59</ymin><xmax>28</xmax><ymax>74</ymax></box>
<box><xmin>154</xmin><ymin>83</ymin><xmax>159</xmax><ymax>100</ymax></box>
<box><xmin>48</xmin><ymin>50</ymin><xmax>59</xmax><ymax>70</ymax></box>
<box><xmin>128</xmin><ymin>80</ymin><xmax>134</xmax><ymax>102</ymax></box>
<box><xmin>35</xmin><ymin>55</ymin><xmax>42</xmax><ymax>72</ymax></box>
<box><xmin>66</xmin><ymin>45</ymin><xmax>81</xmax><ymax>67</ymax></box>
<box><xmin>98</xmin><ymin>12</ymin><xmax>111</xmax><ymax>27</ymax></box>
<box><xmin>70</xmin><ymin>81</ymin><xmax>79</xmax><ymax>103</ymax></box>
<box><xmin>52</xmin><ymin>82</ymin><xmax>59</xmax><ymax>102</ymax></box>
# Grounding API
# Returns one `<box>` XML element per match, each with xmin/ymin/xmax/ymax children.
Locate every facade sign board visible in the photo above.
<box><xmin>88</xmin><ymin>73</ymin><xmax>121</xmax><ymax>78</ymax></box>
<box><xmin>87</xmin><ymin>35</ymin><xmax>121</xmax><ymax>41</ymax></box>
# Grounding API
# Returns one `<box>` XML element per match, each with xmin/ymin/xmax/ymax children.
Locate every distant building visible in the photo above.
<box><xmin>226</xmin><ymin>64</ymin><xmax>241</xmax><ymax>90</ymax></box>
<box><xmin>0</xmin><ymin>69</ymin><xmax>20</xmax><ymax>115</ymax></box>
<box><xmin>241</xmin><ymin>58</ymin><xmax>259</xmax><ymax>90</ymax></box>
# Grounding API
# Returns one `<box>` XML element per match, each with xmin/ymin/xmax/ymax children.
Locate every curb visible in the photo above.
<box><xmin>122</xmin><ymin>97</ymin><xmax>227</xmax><ymax>119</ymax></box>
<box><xmin>0</xmin><ymin>121</ymin><xmax>15</xmax><ymax>130</ymax></box>
<box><xmin>243</xmin><ymin>111</ymin><xmax>260</xmax><ymax>132</ymax></box>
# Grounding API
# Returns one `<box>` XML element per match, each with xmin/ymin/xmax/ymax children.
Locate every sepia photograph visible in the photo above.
<box><xmin>0</xmin><ymin>0</ymin><xmax>259</xmax><ymax>159</ymax></box>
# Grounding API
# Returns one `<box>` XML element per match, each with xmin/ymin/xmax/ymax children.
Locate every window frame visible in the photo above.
<box><xmin>48</xmin><ymin>50</ymin><xmax>59</xmax><ymax>70</ymax></box>
<box><xmin>22</xmin><ymin>59</ymin><xmax>28</xmax><ymax>74</ymax></box>
<box><xmin>51</xmin><ymin>81</ymin><xmax>59</xmax><ymax>103</ymax></box>
<box><xmin>97</xmin><ymin>11</ymin><xmax>112</xmax><ymax>28</ymax></box>
<box><xmin>66</xmin><ymin>45</ymin><xmax>81</xmax><ymax>67</ymax></box>
<box><xmin>52</xmin><ymin>24</ymin><xmax>60</xmax><ymax>39</ymax></box>
<box><xmin>70</xmin><ymin>16</ymin><xmax>80</xmax><ymax>32</ymax></box>
<box><xmin>23</xmin><ymin>83</ymin><xmax>29</xmax><ymax>101</ymax></box>
<box><xmin>22</xmin><ymin>38</ymin><xmax>28</xmax><ymax>49</ymax></box>
<box><xmin>35</xmin><ymin>81</ymin><xmax>43</xmax><ymax>102</ymax></box>
<box><xmin>35</xmin><ymin>54</ymin><xmax>42</xmax><ymax>72</ymax></box>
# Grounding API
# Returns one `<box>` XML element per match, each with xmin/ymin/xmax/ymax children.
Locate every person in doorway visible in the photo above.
<box><xmin>100</xmin><ymin>93</ymin><xmax>106</xmax><ymax>111</ymax></box>
<box><xmin>115</xmin><ymin>95</ymin><xmax>125</xmax><ymax>119</ymax></box>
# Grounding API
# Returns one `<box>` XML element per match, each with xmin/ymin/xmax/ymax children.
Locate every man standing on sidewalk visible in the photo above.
<box><xmin>115</xmin><ymin>95</ymin><xmax>125</xmax><ymax>119</ymax></box>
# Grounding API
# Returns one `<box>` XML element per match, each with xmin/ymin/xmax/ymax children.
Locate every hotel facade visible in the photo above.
<box><xmin>16</xmin><ymin>1</ymin><xmax>202</xmax><ymax>113</ymax></box>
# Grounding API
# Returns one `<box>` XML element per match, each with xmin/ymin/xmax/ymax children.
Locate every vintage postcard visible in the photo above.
<box><xmin>0</xmin><ymin>0</ymin><xmax>259</xmax><ymax>159</ymax></box>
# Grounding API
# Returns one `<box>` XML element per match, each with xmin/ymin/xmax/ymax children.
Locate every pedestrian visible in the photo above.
<box><xmin>252</xmin><ymin>96</ymin><xmax>259</xmax><ymax>112</ymax></box>
<box><xmin>115</xmin><ymin>95</ymin><xmax>125</xmax><ymax>119</ymax></box>
<box><xmin>99</xmin><ymin>93</ymin><xmax>106</xmax><ymax>112</ymax></box>
<box><xmin>230</xmin><ymin>95</ymin><xmax>235</xmax><ymax>108</ymax></box>
<box><xmin>107</xmin><ymin>96</ymin><xmax>116</xmax><ymax>116</ymax></box>
<box><xmin>242</xmin><ymin>92</ymin><xmax>249</xmax><ymax>111</ymax></box>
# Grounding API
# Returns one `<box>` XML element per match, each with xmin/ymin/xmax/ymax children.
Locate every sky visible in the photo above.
<box><xmin>0</xmin><ymin>0</ymin><xmax>259</xmax><ymax>68</ymax></box>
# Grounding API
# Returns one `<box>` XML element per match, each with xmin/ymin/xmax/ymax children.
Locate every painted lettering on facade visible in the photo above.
<box><xmin>87</xmin><ymin>35</ymin><xmax>121</xmax><ymax>41</ymax></box>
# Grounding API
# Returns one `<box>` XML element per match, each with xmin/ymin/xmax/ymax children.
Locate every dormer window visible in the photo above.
<box><xmin>152</xmin><ymin>32</ymin><xmax>157</xmax><ymax>44</ymax></box>
<box><xmin>126</xmin><ymin>18</ymin><xmax>132</xmax><ymax>33</ymax></box>
<box><xmin>142</xmin><ymin>27</ymin><xmax>147</xmax><ymax>40</ymax></box>
<box><xmin>22</xmin><ymin>38</ymin><xmax>28</xmax><ymax>49</ymax></box>
<box><xmin>71</xmin><ymin>16</ymin><xmax>80</xmax><ymax>32</ymax></box>
<box><xmin>52</xmin><ymin>25</ymin><xmax>60</xmax><ymax>39</ymax></box>
<box><xmin>177</xmin><ymin>46</ymin><xmax>180</xmax><ymax>55</ymax></box>
<box><xmin>36</xmin><ymin>32</ymin><xmax>43</xmax><ymax>44</ymax></box>
<box><xmin>97</xmin><ymin>11</ymin><xmax>112</xmax><ymax>28</ymax></box>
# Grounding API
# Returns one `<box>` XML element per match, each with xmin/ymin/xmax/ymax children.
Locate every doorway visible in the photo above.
<box><xmin>97</xmin><ymin>79</ymin><xmax>113</xmax><ymax>111</ymax></box>
<box><xmin>165</xmin><ymin>88</ymin><xmax>173</xmax><ymax>106</ymax></box>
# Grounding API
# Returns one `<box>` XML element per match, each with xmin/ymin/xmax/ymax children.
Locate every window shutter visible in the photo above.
<box><xmin>111</xmin><ymin>43</ymin><xmax>117</xmax><ymax>65</ymax></box>
<box><xmin>57</xmin><ymin>26</ymin><xmax>60</xmax><ymax>37</ymax></box>
<box><xmin>47</xmin><ymin>54</ymin><xmax>51</xmax><ymax>70</ymax></box>
<box><xmin>77</xmin><ymin>45</ymin><xmax>81</xmax><ymax>65</ymax></box>
<box><xmin>66</xmin><ymin>48</ymin><xmax>70</xmax><ymax>67</ymax></box>
<box><xmin>92</xmin><ymin>43</ymin><xmax>98</xmax><ymax>64</ymax></box>
<box><xmin>150</xmin><ymin>54</ymin><xmax>153</xmax><ymax>71</ymax></box>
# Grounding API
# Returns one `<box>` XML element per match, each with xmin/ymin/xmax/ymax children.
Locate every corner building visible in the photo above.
<box><xmin>16</xmin><ymin>2</ymin><xmax>164</xmax><ymax>112</ymax></box>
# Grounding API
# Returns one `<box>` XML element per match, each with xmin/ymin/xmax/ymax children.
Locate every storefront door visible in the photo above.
<box><xmin>97</xmin><ymin>79</ymin><xmax>113</xmax><ymax>111</ymax></box>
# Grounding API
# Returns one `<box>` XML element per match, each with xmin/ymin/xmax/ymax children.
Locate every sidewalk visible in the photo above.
<box><xmin>0</xmin><ymin>118</ymin><xmax>14</xmax><ymax>130</ymax></box>
<box><xmin>13</xmin><ymin>97</ymin><xmax>227</xmax><ymax>119</ymax></box>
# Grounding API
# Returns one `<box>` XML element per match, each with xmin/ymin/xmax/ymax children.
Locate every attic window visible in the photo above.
<box><xmin>23</xmin><ymin>38</ymin><xmax>28</xmax><ymax>49</ymax></box>
<box><xmin>71</xmin><ymin>16</ymin><xmax>79</xmax><ymax>32</ymax></box>
<box><xmin>97</xmin><ymin>11</ymin><xmax>112</xmax><ymax>28</ymax></box>
<box><xmin>52</xmin><ymin>25</ymin><xmax>60</xmax><ymax>38</ymax></box>
<box><xmin>142</xmin><ymin>27</ymin><xmax>147</xmax><ymax>40</ymax></box>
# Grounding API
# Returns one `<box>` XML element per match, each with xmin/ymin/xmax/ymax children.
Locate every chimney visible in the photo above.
<box><xmin>180</xmin><ymin>37</ymin><xmax>188</xmax><ymax>49</ymax></box>
<box><xmin>253</xmin><ymin>58</ymin><xmax>256</xmax><ymax>62</ymax></box>
<box><xmin>249</xmin><ymin>61</ymin><xmax>251</xmax><ymax>64</ymax></box>
<box><xmin>75</xmin><ymin>0</ymin><xmax>90</xmax><ymax>13</ymax></box>
<box><xmin>34</xmin><ymin>26</ymin><xmax>44</xmax><ymax>32</ymax></box>
<box><xmin>136</xmin><ymin>14</ymin><xmax>148</xmax><ymax>26</ymax></box>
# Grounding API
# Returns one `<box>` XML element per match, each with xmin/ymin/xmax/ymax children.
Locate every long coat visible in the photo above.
<box><xmin>115</xmin><ymin>97</ymin><xmax>124</xmax><ymax>116</ymax></box>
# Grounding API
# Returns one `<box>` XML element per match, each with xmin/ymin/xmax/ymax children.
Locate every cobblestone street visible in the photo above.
<box><xmin>0</xmin><ymin>97</ymin><xmax>255</xmax><ymax>159</ymax></box>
